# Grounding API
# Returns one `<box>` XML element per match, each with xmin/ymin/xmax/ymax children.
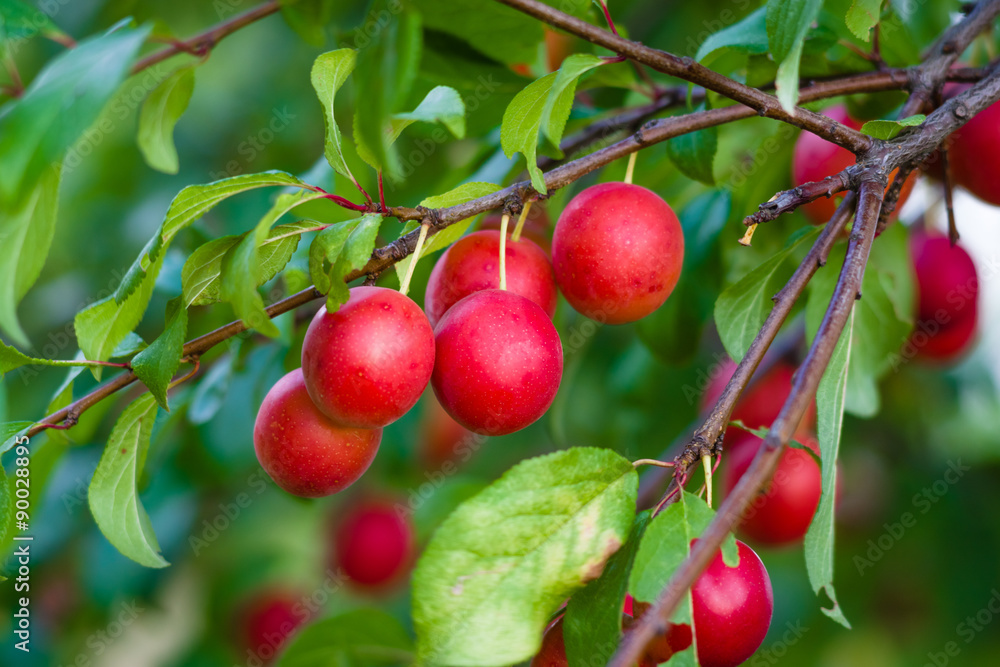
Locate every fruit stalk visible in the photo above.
<box><xmin>624</xmin><ymin>152</ymin><xmax>637</xmax><ymax>185</ymax></box>
<box><xmin>131</xmin><ymin>0</ymin><xmax>282</xmax><ymax>74</ymax></box>
<box><xmin>511</xmin><ymin>201</ymin><xmax>533</xmax><ymax>243</ymax></box>
<box><xmin>399</xmin><ymin>222</ymin><xmax>430</xmax><ymax>297</ymax></box>
<box><xmin>498</xmin><ymin>213</ymin><xmax>510</xmax><ymax>290</ymax></box>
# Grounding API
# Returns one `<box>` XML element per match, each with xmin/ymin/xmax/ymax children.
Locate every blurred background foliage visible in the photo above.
<box><xmin>2</xmin><ymin>0</ymin><xmax>1000</xmax><ymax>665</ymax></box>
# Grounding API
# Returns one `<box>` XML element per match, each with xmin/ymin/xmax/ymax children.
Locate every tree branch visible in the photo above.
<box><xmin>612</xmin><ymin>3</ymin><xmax>1000</xmax><ymax>662</ymax></box>
<box><xmin>635</xmin><ymin>320</ymin><xmax>808</xmax><ymax>508</ymax></box>
<box><xmin>743</xmin><ymin>64</ymin><xmax>1000</xmax><ymax>227</ymax></box>
<box><xmin>876</xmin><ymin>165</ymin><xmax>917</xmax><ymax>232</ymax></box>
<box><xmin>664</xmin><ymin>22</ymin><xmax>1000</xmax><ymax>579</ymax></box>
<box><xmin>130</xmin><ymin>1</ymin><xmax>281</xmax><ymax>74</ymax></box>
<box><xmin>667</xmin><ymin>35</ymin><xmax>1000</xmax><ymax>534</ymax></box>
<box><xmin>538</xmin><ymin>64</ymin><xmax>968</xmax><ymax>172</ymax></box>
<box><xmin>495</xmin><ymin>0</ymin><xmax>874</xmax><ymax>152</ymax></box>
<box><xmin>685</xmin><ymin>193</ymin><xmax>857</xmax><ymax>467</ymax></box>
<box><xmin>908</xmin><ymin>0</ymin><xmax>1000</xmax><ymax>108</ymax></box>
<box><xmin>537</xmin><ymin>86</ymin><xmax>701</xmax><ymax>170</ymax></box>
<box><xmin>744</xmin><ymin>176</ymin><xmax>852</xmax><ymax>227</ymax></box>
<box><xmin>22</xmin><ymin>64</ymin><xmax>992</xmax><ymax>440</ymax></box>
<box><xmin>611</xmin><ymin>179</ymin><xmax>886</xmax><ymax>667</ymax></box>
<box><xmin>380</xmin><ymin>68</ymin><xmax>947</xmax><ymax>243</ymax></box>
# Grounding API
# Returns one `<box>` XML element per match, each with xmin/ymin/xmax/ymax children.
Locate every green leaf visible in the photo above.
<box><xmin>695</xmin><ymin>7</ymin><xmax>769</xmax><ymax>62</ymax></box>
<box><xmin>311</xmin><ymin>49</ymin><xmax>359</xmax><ymax>182</ymax></box>
<box><xmin>152</xmin><ymin>172</ymin><xmax>310</xmax><ymax>275</ymax></box>
<box><xmin>501</xmin><ymin>56</ymin><xmax>612</xmax><ymax>193</ymax></box>
<box><xmin>309</xmin><ymin>219</ymin><xmax>361</xmax><ymax>295</ymax></box>
<box><xmin>182</xmin><ymin>238</ymin><xmax>241</xmax><ymax>306</ymax></box>
<box><xmin>393</xmin><ymin>182</ymin><xmax>503</xmax><ymax>282</ymax></box>
<box><xmin>714</xmin><ymin>228</ymin><xmax>820</xmax><ymax>362</ymax></box>
<box><xmin>732</xmin><ymin>422</ymin><xmax>819</xmax><ymax>454</ymax></box>
<box><xmin>137</xmin><ymin>66</ymin><xmax>196</xmax><ymax>174</ymax></box>
<box><xmin>420</xmin><ymin>182</ymin><xmax>504</xmax><ymax>211</ymax></box>
<box><xmin>846</xmin><ymin>0</ymin><xmax>883</xmax><ymax>41</ymax></box>
<box><xmin>279</xmin><ymin>0</ymin><xmax>333</xmax><ymax>46</ymax></box>
<box><xmin>0</xmin><ymin>26</ymin><xmax>149</xmax><ymax>206</ymax></box>
<box><xmin>358</xmin><ymin>85</ymin><xmax>466</xmax><ymax>173</ymax></box>
<box><xmin>390</xmin><ymin>85</ymin><xmax>467</xmax><ymax>142</ymax></box>
<box><xmin>0</xmin><ymin>337</ymin><xmax>127</xmax><ymax>378</ymax></box>
<box><xmin>88</xmin><ymin>394</ymin><xmax>169</xmax><ymax>568</ymax></box>
<box><xmin>413</xmin><ymin>447</ymin><xmax>637</xmax><ymax>666</ymax></box>
<box><xmin>860</xmin><ymin>114</ymin><xmax>925</xmax><ymax>140</ymax></box>
<box><xmin>352</xmin><ymin>5</ymin><xmax>422</xmax><ymax>173</ymax></box>
<box><xmin>76</xmin><ymin>171</ymin><xmax>308</xmax><ymax>360</ymax></box>
<box><xmin>0</xmin><ymin>164</ymin><xmax>60</xmax><ymax>345</ymax></box>
<box><xmin>276</xmin><ymin>608</ymin><xmax>414</xmax><ymax>667</ymax></box>
<box><xmin>106</xmin><ymin>172</ymin><xmax>310</xmax><ymax>312</ymax></box>
<box><xmin>803</xmin><ymin>308</ymin><xmax>853</xmax><ymax>629</ymax></box>
<box><xmin>182</xmin><ymin>220</ymin><xmax>315</xmax><ymax>307</ymax></box>
<box><xmin>307</xmin><ymin>214</ymin><xmax>381</xmax><ymax>309</ymax></box>
<box><xmin>411</xmin><ymin>0</ymin><xmax>542</xmax><ymax>66</ymax></box>
<box><xmin>385</xmin><ymin>6</ymin><xmax>422</xmax><ymax>112</ymax></box>
<box><xmin>188</xmin><ymin>353</ymin><xmax>234</xmax><ymax>425</ymax></box>
<box><xmin>112</xmin><ymin>332</ymin><xmax>148</xmax><ymax>358</ymax></box>
<box><xmin>540</xmin><ymin>54</ymin><xmax>606</xmax><ymax>148</ymax></box>
<box><xmin>131</xmin><ymin>297</ymin><xmax>188</xmax><ymax>411</ymax></box>
<box><xmin>666</xmin><ymin>107</ymin><xmax>717</xmax><ymax>186</ymax></box>
<box><xmin>0</xmin><ymin>421</ymin><xmax>31</xmax><ymax>455</ymax></box>
<box><xmin>774</xmin><ymin>39</ymin><xmax>805</xmax><ymax>112</ymax></box>
<box><xmin>75</xmin><ymin>241</ymin><xmax>166</xmax><ymax>363</ymax></box>
<box><xmin>501</xmin><ymin>73</ymin><xmax>560</xmax><ymax>194</ymax></box>
<box><xmin>798</xmin><ymin>228</ymin><xmax>905</xmax><ymax>627</ymax></box>
<box><xmin>220</xmin><ymin>191</ymin><xmax>324</xmax><ymax>336</ymax></box>
<box><xmin>326</xmin><ymin>213</ymin><xmax>381</xmax><ymax>311</ymax></box>
<box><xmin>766</xmin><ymin>0</ymin><xmax>823</xmax><ymax>111</ymax></box>
<box><xmin>565</xmin><ymin>511</ymin><xmax>651</xmax><ymax>667</ymax></box>
<box><xmin>766</xmin><ymin>0</ymin><xmax>823</xmax><ymax>63</ymax></box>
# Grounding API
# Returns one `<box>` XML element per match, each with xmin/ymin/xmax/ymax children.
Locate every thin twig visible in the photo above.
<box><xmin>496</xmin><ymin>0</ymin><xmax>874</xmax><ymax>152</ymax></box>
<box><xmin>744</xmin><ymin>176</ymin><xmax>852</xmax><ymax>226</ymax></box>
<box><xmin>632</xmin><ymin>459</ymin><xmax>676</xmax><ymax>469</ymax></box>
<box><xmin>131</xmin><ymin>1</ymin><xmax>281</xmax><ymax>74</ymax></box>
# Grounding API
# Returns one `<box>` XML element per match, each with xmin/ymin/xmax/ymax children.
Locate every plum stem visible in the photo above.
<box><xmin>399</xmin><ymin>223</ymin><xmax>430</xmax><ymax>297</ymax></box>
<box><xmin>498</xmin><ymin>213</ymin><xmax>510</xmax><ymax>290</ymax></box>
<box><xmin>595</xmin><ymin>0</ymin><xmax>620</xmax><ymax>36</ymax></box>
<box><xmin>702</xmin><ymin>454</ymin><xmax>713</xmax><ymax>508</ymax></box>
<box><xmin>633</xmin><ymin>459</ymin><xmax>675</xmax><ymax>469</ymax></box>
<box><xmin>169</xmin><ymin>359</ymin><xmax>201</xmax><ymax>389</ymax></box>
<box><xmin>624</xmin><ymin>151</ymin><xmax>637</xmax><ymax>185</ymax></box>
<box><xmin>378</xmin><ymin>171</ymin><xmax>388</xmax><ymax>213</ymax></box>
<box><xmin>511</xmin><ymin>201</ymin><xmax>533</xmax><ymax>243</ymax></box>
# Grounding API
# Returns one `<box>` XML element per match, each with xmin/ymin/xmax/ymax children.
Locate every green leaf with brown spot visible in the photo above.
<box><xmin>413</xmin><ymin>447</ymin><xmax>637</xmax><ymax>666</ymax></box>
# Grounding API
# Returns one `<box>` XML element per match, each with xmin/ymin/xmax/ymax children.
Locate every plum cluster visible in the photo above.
<box><xmin>252</xmin><ymin>182</ymin><xmax>686</xmax><ymax>500</ymax></box>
